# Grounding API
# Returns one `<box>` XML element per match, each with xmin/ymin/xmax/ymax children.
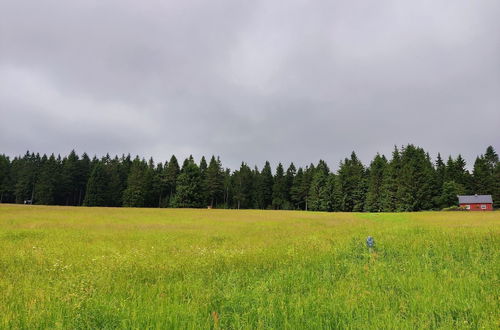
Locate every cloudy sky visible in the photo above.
<box><xmin>1</xmin><ymin>0</ymin><xmax>499</xmax><ymax>170</ymax></box>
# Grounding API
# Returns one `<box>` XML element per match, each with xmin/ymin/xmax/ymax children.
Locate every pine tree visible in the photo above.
<box><xmin>35</xmin><ymin>154</ymin><xmax>60</xmax><ymax>205</ymax></box>
<box><xmin>205</xmin><ymin>156</ymin><xmax>224</xmax><ymax>208</ymax></box>
<box><xmin>76</xmin><ymin>153</ymin><xmax>92</xmax><ymax>206</ymax></box>
<box><xmin>256</xmin><ymin>161</ymin><xmax>273</xmax><ymax>209</ymax></box>
<box><xmin>272</xmin><ymin>163</ymin><xmax>288</xmax><ymax>209</ymax></box>
<box><xmin>308</xmin><ymin>160</ymin><xmax>330</xmax><ymax>211</ymax></box>
<box><xmin>435</xmin><ymin>153</ymin><xmax>446</xmax><ymax>197</ymax></box>
<box><xmin>380</xmin><ymin>147</ymin><xmax>401</xmax><ymax>212</ymax></box>
<box><xmin>107</xmin><ymin>157</ymin><xmax>127</xmax><ymax>207</ymax></box>
<box><xmin>173</xmin><ymin>158</ymin><xmax>203</xmax><ymax>208</ymax></box>
<box><xmin>199</xmin><ymin>156</ymin><xmax>208</xmax><ymax>205</ymax></box>
<box><xmin>494</xmin><ymin>161</ymin><xmax>500</xmax><ymax>209</ymax></box>
<box><xmin>290</xmin><ymin>167</ymin><xmax>304</xmax><ymax>210</ymax></box>
<box><xmin>284</xmin><ymin>163</ymin><xmax>296</xmax><ymax>207</ymax></box>
<box><xmin>232</xmin><ymin>163</ymin><xmax>254</xmax><ymax>209</ymax></box>
<box><xmin>472</xmin><ymin>156</ymin><xmax>491</xmax><ymax>195</ymax></box>
<box><xmin>164</xmin><ymin>155</ymin><xmax>180</xmax><ymax>206</ymax></box>
<box><xmin>337</xmin><ymin>152</ymin><xmax>366</xmax><ymax>212</ymax></box>
<box><xmin>122</xmin><ymin>158</ymin><xmax>150</xmax><ymax>207</ymax></box>
<box><xmin>0</xmin><ymin>155</ymin><xmax>10</xmax><ymax>203</ymax></box>
<box><xmin>395</xmin><ymin>145</ymin><xmax>435</xmax><ymax>211</ymax></box>
<box><xmin>301</xmin><ymin>164</ymin><xmax>315</xmax><ymax>210</ymax></box>
<box><xmin>364</xmin><ymin>154</ymin><xmax>387</xmax><ymax>212</ymax></box>
<box><xmin>439</xmin><ymin>181</ymin><xmax>465</xmax><ymax>208</ymax></box>
<box><xmin>83</xmin><ymin>162</ymin><xmax>110</xmax><ymax>206</ymax></box>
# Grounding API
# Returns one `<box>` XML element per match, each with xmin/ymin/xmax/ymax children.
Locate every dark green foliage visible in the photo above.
<box><xmin>232</xmin><ymin>163</ymin><xmax>254</xmax><ymax>209</ymax></box>
<box><xmin>364</xmin><ymin>154</ymin><xmax>387</xmax><ymax>212</ymax></box>
<box><xmin>164</xmin><ymin>155</ymin><xmax>180</xmax><ymax>206</ymax></box>
<box><xmin>0</xmin><ymin>155</ymin><xmax>10</xmax><ymax>203</ymax></box>
<box><xmin>83</xmin><ymin>163</ymin><xmax>110</xmax><ymax>206</ymax></box>
<box><xmin>290</xmin><ymin>167</ymin><xmax>304</xmax><ymax>209</ymax></box>
<box><xmin>34</xmin><ymin>154</ymin><xmax>61</xmax><ymax>205</ymax></box>
<box><xmin>272</xmin><ymin>163</ymin><xmax>288</xmax><ymax>209</ymax></box>
<box><xmin>172</xmin><ymin>158</ymin><xmax>203</xmax><ymax>208</ymax></box>
<box><xmin>122</xmin><ymin>158</ymin><xmax>153</xmax><ymax>207</ymax></box>
<box><xmin>1</xmin><ymin>145</ymin><xmax>497</xmax><ymax>211</ymax></box>
<box><xmin>445</xmin><ymin>155</ymin><xmax>472</xmax><ymax>193</ymax></box>
<box><xmin>308</xmin><ymin>160</ymin><xmax>331</xmax><ymax>211</ymax></box>
<box><xmin>284</xmin><ymin>163</ymin><xmax>296</xmax><ymax>205</ymax></box>
<box><xmin>395</xmin><ymin>145</ymin><xmax>435</xmax><ymax>211</ymax></box>
<box><xmin>205</xmin><ymin>156</ymin><xmax>224</xmax><ymax>207</ymax></box>
<box><xmin>256</xmin><ymin>162</ymin><xmax>273</xmax><ymax>209</ymax></box>
<box><xmin>439</xmin><ymin>181</ymin><xmax>465</xmax><ymax>208</ymax></box>
<box><xmin>380</xmin><ymin>147</ymin><xmax>401</xmax><ymax>212</ymax></box>
<box><xmin>472</xmin><ymin>146</ymin><xmax>500</xmax><ymax>208</ymax></box>
<box><xmin>337</xmin><ymin>152</ymin><xmax>366</xmax><ymax>212</ymax></box>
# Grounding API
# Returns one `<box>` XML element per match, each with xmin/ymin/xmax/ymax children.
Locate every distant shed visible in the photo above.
<box><xmin>457</xmin><ymin>195</ymin><xmax>493</xmax><ymax>211</ymax></box>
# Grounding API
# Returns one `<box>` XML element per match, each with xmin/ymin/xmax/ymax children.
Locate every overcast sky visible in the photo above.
<box><xmin>1</xmin><ymin>0</ymin><xmax>499</xmax><ymax>170</ymax></box>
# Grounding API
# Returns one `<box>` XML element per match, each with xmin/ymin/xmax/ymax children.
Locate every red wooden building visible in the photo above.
<box><xmin>457</xmin><ymin>195</ymin><xmax>493</xmax><ymax>211</ymax></box>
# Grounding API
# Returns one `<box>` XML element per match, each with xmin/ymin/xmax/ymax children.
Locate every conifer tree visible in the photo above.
<box><xmin>395</xmin><ymin>145</ymin><xmax>435</xmax><ymax>211</ymax></box>
<box><xmin>232</xmin><ymin>162</ymin><xmax>254</xmax><ymax>209</ymax></box>
<box><xmin>256</xmin><ymin>161</ymin><xmax>273</xmax><ymax>209</ymax></box>
<box><xmin>290</xmin><ymin>167</ymin><xmax>304</xmax><ymax>209</ymax></box>
<box><xmin>380</xmin><ymin>147</ymin><xmax>401</xmax><ymax>212</ymax></box>
<box><xmin>434</xmin><ymin>153</ymin><xmax>446</xmax><ymax>197</ymax></box>
<box><xmin>122</xmin><ymin>158</ymin><xmax>150</xmax><ymax>207</ymax></box>
<box><xmin>0</xmin><ymin>155</ymin><xmax>10</xmax><ymax>203</ymax></box>
<box><xmin>308</xmin><ymin>161</ymin><xmax>331</xmax><ymax>211</ymax></box>
<box><xmin>83</xmin><ymin>162</ymin><xmax>110</xmax><ymax>206</ymax></box>
<box><xmin>337</xmin><ymin>152</ymin><xmax>366</xmax><ymax>212</ymax></box>
<box><xmin>285</xmin><ymin>163</ymin><xmax>296</xmax><ymax>206</ymax></box>
<box><xmin>473</xmin><ymin>146</ymin><xmax>499</xmax><ymax>204</ymax></box>
<box><xmin>364</xmin><ymin>154</ymin><xmax>387</xmax><ymax>212</ymax></box>
<box><xmin>173</xmin><ymin>158</ymin><xmax>203</xmax><ymax>208</ymax></box>
<box><xmin>301</xmin><ymin>164</ymin><xmax>315</xmax><ymax>210</ymax></box>
<box><xmin>272</xmin><ymin>163</ymin><xmax>288</xmax><ymax>209</ymax></box>
<box><xmin>439</xmin><ymin>181</ymin><xmax>465</xmax><ymax>208</ymax></box>
<box><xmin>164</xmin><ymin>155</ymin><xmax>180</xmax><ymax>205</ymax></box>
<box><xmin>35</xmin><ymin>154</ymin><xmax>60</xmax><ymax>205</ymax></box>
<box><xmin>205</xmin><ymin>156</ymin><xmax>224</xmax><ymax>208</ymax></box>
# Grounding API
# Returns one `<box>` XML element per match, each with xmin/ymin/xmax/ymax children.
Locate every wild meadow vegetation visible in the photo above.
<box><xmin>0</xmin><ymin>205</ymin><xmax>498</xmax><ymax>329</ymax></box>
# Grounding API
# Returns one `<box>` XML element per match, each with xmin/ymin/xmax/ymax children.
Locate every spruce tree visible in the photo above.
<box><xmin>0</xmin><ymin>155</ymin><xmax>10</xmax><ymax>203</ymax></box>
<box><xmin>308</xmin><ymin>160</ymin><xmax>330</xmax><ymax>211</ymax></box>
<box><xmin>272</xmin><ymin>163</ymin><xmax>288</xmax><ymax>209</ymax></box>
<box><xmin>232</xmin><ymin>162</ymin><xmax>254</xmax><ymax>209</ymax></box>
<box><xmin>472</xmin><ymin>156</ymin><xmax>491</xmax><ymax>195</ymax></box>
<box><xmin>164</xmin><ymin>155</ymin><xmax>180</xmax><ymax>206</ymax></box>
<box><xmin>35</xmin><ymin>154</ymin><xmax>60</xmax><ymax>205</ymax></box>
<box><xmin>285</xmin><ymin>163</ymin><xmax>296</xmax><ymax>206</ymax></box>
<box><xmin>337</xmin><ymin>152</ymin><xmax>366</xmax><ymax>212</ymax></box>
<box><xmin>364</xmin><ymin>154</ymin><xmax>387</xmax><ymax>212</ymax></box>
<box><xmin>83</xmin><ymin>162</ymin><xmax>110</xmax><ymax>206</ymax></box>
<box><xmin>205</xmin><ymin>156</ymin><xmax>224</xmax><ymax>208</ymax></box>
<box><xmin>257</xmin><ymin>161</ymin><xmax>273</xmax><ymax>209</ymax></box>
<box><xmin>380</xmin><ymin>147</ymin><xmax>401</xmax><ymax>212</ymax></box>
<box><xmin>290</xmin><ymin>167</ymin><xmax>304</xmax><ymax>210</ymax></box>
<box><xmin>395</xmin><ymin>145</ymin><xmax>435</xmax><ymax>211</ymax></box>
<box><xmin>173</xmin><ymin>158</ymin><xmax>203</xmax><ymax>208</ymax></box>
<box><xmin>122</xmin><ymin>158</ymin><xmax>150</xmax><ymax>207</ymax></box>
<box><xmin>439</xmin><ymin>181</ymin><xmax>465</xmax><ymax>208</ymax></box>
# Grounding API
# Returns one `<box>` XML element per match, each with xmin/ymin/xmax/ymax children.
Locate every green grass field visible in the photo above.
<box><xmin>0</xmin><ymin>205</ymin><xmax>498</xmax><ymax>329</ymax></box>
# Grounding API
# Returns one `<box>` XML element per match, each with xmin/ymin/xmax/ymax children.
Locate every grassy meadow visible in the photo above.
<box><xmin>0</xmin><ymin>205</ymin><xmax>499</xmax><ymax>329</ymax></box>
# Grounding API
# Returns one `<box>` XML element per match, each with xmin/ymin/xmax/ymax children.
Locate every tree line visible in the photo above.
<box><xmin>0</xmin><ymin>145</ymin><xmax>498</xmax><ymax>211</ymax></box>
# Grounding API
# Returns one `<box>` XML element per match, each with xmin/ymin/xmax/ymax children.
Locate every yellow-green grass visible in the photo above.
<box><xmin>0</xmin><ymin>205</ymin><xmax>498</xmax><ymax>329</ymax></box>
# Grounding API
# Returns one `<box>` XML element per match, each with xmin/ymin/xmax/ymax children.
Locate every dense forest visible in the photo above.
<box><xmin>0</xmin><ymin>145</ymin><xmax>498</xmax><ymax>211</ymax></box>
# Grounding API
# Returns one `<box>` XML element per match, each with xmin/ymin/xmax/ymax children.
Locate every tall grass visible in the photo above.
<box><xmin>0</xmin><ymin>205</ymin><xmax>498</xmax><ymax>329</ymax></box>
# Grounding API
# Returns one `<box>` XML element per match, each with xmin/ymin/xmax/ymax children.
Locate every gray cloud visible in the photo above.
<box><xmin>1</xmin><ymin>0</ymin><xmax>499</xmax><ymax>170</ymax></box>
